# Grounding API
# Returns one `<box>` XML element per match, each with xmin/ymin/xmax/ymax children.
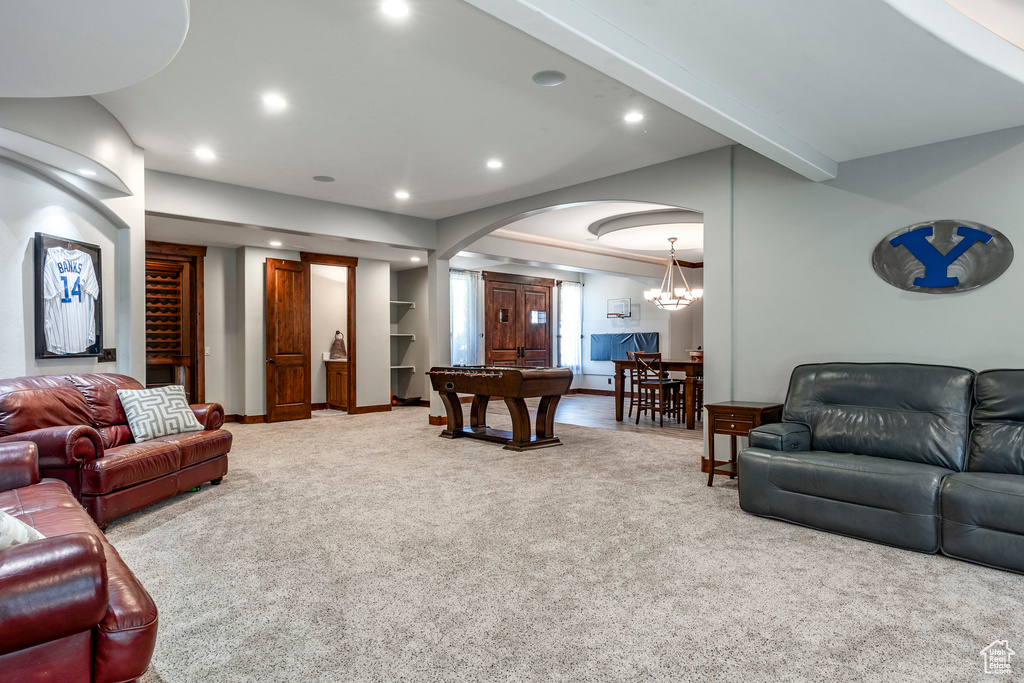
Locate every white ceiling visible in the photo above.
<box><xmin>94</xmin><ymin>0</ymin><xmax>728</xmax><ymax>220</ymax></box>
<box><xmin>0</xmin><ymin>0</ymin><xmax>188</xmax><ymax>97</ymax></box>
<box><xmin>484</xmin><ymin>201</ymin><xmax>704</xmax><ymax>264</ymax></box>
<box><xmin>469</xmin><ymin>0</ymin><xmax>1024</xmax><ymax>178</ymax></box>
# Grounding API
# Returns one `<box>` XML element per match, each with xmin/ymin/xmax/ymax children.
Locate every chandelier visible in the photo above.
<box><xmin>644</xmin><ymin>238</ymin><xmax>703</xmax><ymax>311</ymax></box>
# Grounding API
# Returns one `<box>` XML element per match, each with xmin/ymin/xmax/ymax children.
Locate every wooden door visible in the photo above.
<box><xmin>266</xmin><ymin>259</ymin><xmax>311</xmax><ymax>422</ymax></box>
<box><xmin>521</xmin><ymin>285</ymin><xmax>551</xmax><ymax>366</ymax></box>
<box><xmin>483</xmin><ymin>273</ymin><xmax>553</xmax><ymax>367</ymax></box>
<box><xmin>145</xmin><ymin>241</ymin><xmax>206</xmax><ymax>403</ymax></box>
<box><xmin>485</xmin><ymin>279</ymin><xmax>521</xmax><ymax>366</ymax></box>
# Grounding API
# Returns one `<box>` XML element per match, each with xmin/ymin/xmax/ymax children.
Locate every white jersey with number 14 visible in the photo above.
<box><xmin>43</xmin><ymin>247</ymin><xmax>99</xmax><ymax>354</ymax></box>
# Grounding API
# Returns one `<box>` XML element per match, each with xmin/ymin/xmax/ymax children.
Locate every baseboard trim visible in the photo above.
<box><xmin>311</xmin><ymin>402</ymin><xmax>327</xmax><ymax>411</ymax></box>
<box><xmin>428</xmin><ymin>415</ymin><xmax>446</xmax><ymax>426</ymax></box>
<box><xmin>238</xmin><ymin>414</ymin><xmax>267</xmax><ymax>424</ymax></box>
<box><xmin>350</xmin><ymin>403</ymin><xmax>392</xmax><ymax>415</ymax></box>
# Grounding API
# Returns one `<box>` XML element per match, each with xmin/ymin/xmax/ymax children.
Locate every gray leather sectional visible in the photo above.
<box><xmin>737</xmin><ymin>362</ymin><xmax>1024</xmax><ymax>573</ymax></box>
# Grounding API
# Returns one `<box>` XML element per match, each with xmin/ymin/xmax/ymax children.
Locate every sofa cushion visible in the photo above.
<box><xmin>63</xmin><ymin>373</ymin><xmax>142</xmax><ymax>429</ymax></box>
<box><xmin>2</xmin><ymin>478</ymin><xmax>158</xmax><ymax>681</ymax></box>
<box><xmin>117</xmin><ymin>385</ymin><xmax>204</xmax><ymax>442</ymax></box>
<box><xmin>152</xmin><ymin>429</ymin><xmax>233</xmax><ymax>468</ymax></box>
<box><xmin>969</xmin><ymin>370</ymin><xmax>1024</xmax><ymax>474</ymax></box>
<box><xmin>738</xmin><ymin>448</ymin><xmax>952</xmax><ymax>552</ymax></box>
<box><xmin>941</xmin><ymin>472</ymin><xmax>1024</xmax><ymax>573</ymax></box>
<box><xmin>81</xmin><ymin>441</ymin><xmax>181</xmax><ymax>495</ymax></box>
<box><xmin>0</xmin><ymin>509</ymin><xmax>45</xmax><ymax>548</ymax></box>
<box><xmin>782</xmin><ymin>363</ymin><xmax>975</xmax><ymax>470</ymax></box>
<box><xmin>0</xmin><ymin>375</ymin><xmax>94</xmax><ymax>436</ymax></box>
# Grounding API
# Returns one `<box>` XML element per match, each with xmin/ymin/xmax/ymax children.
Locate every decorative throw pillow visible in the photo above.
<box><xmin>117</xmin><ymin>385</ymin><xmax>205</xmax><ymax>442</ymax></box>
<box><xmin>0</xmin><ymin>510</ymin><xmax>45</xmax><ymax>549</ymax></box>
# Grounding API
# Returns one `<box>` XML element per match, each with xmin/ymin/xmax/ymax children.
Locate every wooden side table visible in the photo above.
<box><xmin>705</xmin><ymin>401</ymin><xmax>783</xmax><ymax>487</ymax></box>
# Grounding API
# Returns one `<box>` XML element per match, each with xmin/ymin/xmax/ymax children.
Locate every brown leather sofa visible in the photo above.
<box><xmin>0</xmin><ymin>441</ymin><xmax>157</xmax><ymax>682</ymax></box>
<box><xmin>0</xmin><ymin>374</ymin><xmax>231</xmax><ymax>525</ymax></box>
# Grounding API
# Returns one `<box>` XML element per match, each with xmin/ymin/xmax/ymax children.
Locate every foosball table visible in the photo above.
<box><xmin>427</xmin><ymin>366</ymin><xmax>574</xmax><ymax>451</ymax></box>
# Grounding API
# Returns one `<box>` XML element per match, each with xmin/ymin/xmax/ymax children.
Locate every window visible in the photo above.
<box><xmin>558</xmin><ymin>281</ymin><xmax>583</xmax><ymax>375</ymax></box>
<box><xmin>450</xmin><ymin>269</ymin><xmax>483</xmax><ymax>366</ymax></box>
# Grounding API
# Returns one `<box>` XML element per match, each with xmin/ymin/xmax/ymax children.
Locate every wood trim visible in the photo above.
<box><xmin>347</xmin><ymin>264</ymin><xmax>357</xmax><ymax>414</ymax></box>
<box><xmin>146</xmin><ymin>240</ymin><xmax>208</xmax><ymax>258</ymax></box>
<box><xmin>481</xmin><ymin>271</ymin><xmax>556</xmax><ymax>288</ymax></box>
<box><xmin>238</xmin><ymin>414</ymin><xmax>267</xmax><ymax>424</ymax></box>
<box><xmin>350</xmin><ymin>403</ymin><xmax>392</xmax><ymax>414</ymax></box>
<box><xmin>300</xmin><ymin>252</ymin><xmax>359</xmax><ymax>268</ymax></box>
<box><xmin>428</xmin><ymin>414</ymin><xmax>447</xmax><ymax>426</ymax></box>
<box><xmin>312</xmin><ymin>402</ymin><xmax>327</xmax><ymax>411</ymax></box>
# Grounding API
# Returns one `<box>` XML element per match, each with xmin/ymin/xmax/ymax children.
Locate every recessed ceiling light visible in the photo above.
<box><xmin>262</xmin><ymin>93</ymin><xmax>288</xmax><ymax>112</ymax></box>
<box><xmin>394</xmin><ymin>190</ymin><xmax>410</xmax><ymax>200</ymax></box>
<box><xmin>381</xmin><ymin>0</ymin><xmax>409</xmax><ymax>17</ymax></box>
<box><xmin>532</xmin><ymin>70</ymin><xmax>566</xmax><ymax>87</ymax></box>
<box><xmin>313</xmin><ymin>175</ymin><xmax>335</xmax><ymax>182</ymax></box>
<box><xmin>77</xmin><ymin>169</ymin><xmax>97</xmax><ymax>177</ymax></box>
<box><xmin>410</xmin><ymin>257</ymin><xmax>421</xmax><ymax>262</ymax></box>
<box><xmin>269</xmin><ymin>241</ymin><xmax>282</xmax><ymax>247</ymax></box>
<box><xmin>195</xmin><ymin>146</ymin><xmax>216</xmax><ymax>161</ymax></box>
<box><xmin>486</xmin><ymin>159</ymin><xmax>503</xmax><ymax>169</ymax></box>
<box><xmin>624</xmin><ymin>111</ymin><xmax>644</xmax><ymax>123</ymax></box>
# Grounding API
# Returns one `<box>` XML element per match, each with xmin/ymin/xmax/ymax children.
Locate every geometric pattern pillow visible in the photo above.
<box><xmin>0</xmin><ymin>510</ymin><xmax>45</xmax><ymax>550</ymax></box>
<box><xmin>116</xmin><ymin>385</ymin><xmax>205</xmax><ymax>442</ymax></box>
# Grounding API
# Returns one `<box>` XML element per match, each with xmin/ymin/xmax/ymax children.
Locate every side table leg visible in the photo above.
<box><xmin>730</xmin><ymin>435</ymin><xmax>737</xmax><ymax>479</ymax></box>
<box><xmin>707</xmin><ymin>430</ymin><xmax>716</xmax><ymax>487</ymax></box>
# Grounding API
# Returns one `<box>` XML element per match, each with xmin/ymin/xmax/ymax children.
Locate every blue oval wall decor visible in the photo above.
<box><xmin>872</xmin><ymin>219</ymin><xmax>1013</xmax><ymax>293</ymax></box>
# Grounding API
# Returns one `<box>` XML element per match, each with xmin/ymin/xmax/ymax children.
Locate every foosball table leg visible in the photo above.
<box><xmin>470</xmin><ymin>394</ymin><xmax>490</xmax><ymax>429</ymax></box>
<box><xmin>536</xmin><ymin>394</ymin><xmax>561</xmax><ymax>439</ymax></box>
<box><xmin>503</xmin><ymin>397</ymin><xmax>533</xmax><ymax>450</ymax></box>
<box><xmin>438</xmin><ymin>391</ymin><xmax>463</xmax><ymax>437</ymax></box>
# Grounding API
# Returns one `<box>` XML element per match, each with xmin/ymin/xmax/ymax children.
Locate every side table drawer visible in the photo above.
<box><xmin>712</xmin><ymin>415</ymin><xmax>754</xmax><ymax>435</ymax></box>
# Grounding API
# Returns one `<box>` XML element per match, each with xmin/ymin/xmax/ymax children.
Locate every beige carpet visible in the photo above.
<box><xmin>106</xmin><ymin>408</ymin><xmax>1022</xmax><ymax>682</ymax></box>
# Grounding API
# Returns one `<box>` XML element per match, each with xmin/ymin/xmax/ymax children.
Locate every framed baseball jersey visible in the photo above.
<box><xmin>34</xmin><ymin>233</ymin><xmax>103</xmax><ymax>358</ymax></box>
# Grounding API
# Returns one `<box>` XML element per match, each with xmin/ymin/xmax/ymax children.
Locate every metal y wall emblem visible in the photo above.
<box><xmin>872</xmin><ymin>219</ymin><xmax>1013</xmax><ymax>293</ymax></box>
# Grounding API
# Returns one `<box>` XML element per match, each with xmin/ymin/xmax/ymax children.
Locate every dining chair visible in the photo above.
<box><xmin>633</xmin><ymin>352</ymin><xmax>682</xmax><ymax>427</ymax></box>
<box><xmin>626</xmin><ymin>351</ymin><xmax>639</xmax><ymax>418</ymax></box>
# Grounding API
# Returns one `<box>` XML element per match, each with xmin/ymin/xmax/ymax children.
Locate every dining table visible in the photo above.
<box><xmin>612</xmin><ymin>359</ymin><xmax>703</xmax><ymax>429</ymax></box>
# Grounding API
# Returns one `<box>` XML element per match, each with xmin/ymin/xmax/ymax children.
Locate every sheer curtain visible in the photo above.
<box><xmin>558</xmin><ymin>281</ymin><xmax>583</xmax><ymax>375</ymax></box>
<box><xmin>450</xmin><ymin>269</ymin><xmax>484</xmax><ymax>366</ymax></box>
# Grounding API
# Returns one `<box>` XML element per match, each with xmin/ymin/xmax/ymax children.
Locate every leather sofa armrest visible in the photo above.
<box><xmin>0</xmin><ymin>426</ymin><xmax>103</xmax><ymax>469</ymax></box>
<box><xmin>190</xmin><ymin>403</ymin><xmax>225</xmax><ymax>431</ymax></box>
<box><xmin>748</xmin><ymin>422</ymin><xmax>810</xmax><ymax>452</ymax></box>
<box><xmin>0</xmin><ymin>532</ymin><xmax>108</xmax><ymax>656</ymax></box>
<box><xmin>0</xmin><ymin>442</ymin><xmax>40</xmax><ymax>492</ymax></box>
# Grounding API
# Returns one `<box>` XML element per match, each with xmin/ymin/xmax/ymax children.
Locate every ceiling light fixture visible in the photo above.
<box><xmin>77</xmin><ymin>169</ymin><xmax>97</xmax><ymax>177</ymax></box>
<box><xmin>381</xmin><ymin>0</ymin><xmax>409</xmax><ymax>18</ymax></box>
<box><xmin>269</xmin><ymin>241</ymin><xmax>283</xmax><ymax>247</ymax></box>
<box><xmin>262</xmin><ymin>93</ymin><xmax>288</xmax><ymax>112</ymax></box>
<box><xmin>624</xmin><ymin>111</ymin><xmax>644</xmax><ymax>123</ymax></box>
<box><xmin>410</xmin><ymin>257</ymin><xmax>421</xmax><ymax>262</ymax></box>
<box><xmin>532</xmin><ymin>70</ymin><xmax>566</xmax><ymax>87</ymax></box>
<box><xmin>394</xmin><ymin>190</ymin><xmax>410</xmax><ymax>200</ymax></box>
<box><xmin>313</xmin><ymin>175</ymin><xmax>335</xmax><ymax>182</ymax></box>
<box><xmin>486</xmin><ymin>159</ymin><xmax>503</xmax><ymax>169</ymax></box>
<box><xmin>195</xmin><ymin>146</ymin><xmax>216</xmax><ymax>161</ymax></box>
<box><xmin>644</xmin><ymin>238</ymin><xmax>703</xmax><ymax>311</ymax></box>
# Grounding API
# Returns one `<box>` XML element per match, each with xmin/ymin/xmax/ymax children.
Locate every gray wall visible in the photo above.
<box><xmin>731</xmin><ymin>127</ymin><xmax>1024</xmax><ymax>401</ymax></box>
<box><xmin>204</xmin><ymin>246</ymin><xmax>240</xmax><ymax>414</ymax></box>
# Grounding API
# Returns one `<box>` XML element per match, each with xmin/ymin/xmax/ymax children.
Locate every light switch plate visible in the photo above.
<box><xmin>205</xmin><ymin>347</ymin><xmax>211</xmax><ymax>356</ymax></box>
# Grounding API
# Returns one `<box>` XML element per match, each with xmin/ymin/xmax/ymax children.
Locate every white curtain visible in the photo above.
<box><xmin>558</xmin><ymin>281</ymin><xmax>583</xmax><ymax>375</ymax></box>
<box><xmin>450</xmin><ymin>269</ymin><xmax>484</xmax><ymax>366</ymax></box>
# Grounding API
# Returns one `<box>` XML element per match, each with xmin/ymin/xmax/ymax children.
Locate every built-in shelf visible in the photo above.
<box><xmin>390</xmin><ymin>365</ymin><xmax>416</xmax><ymax>371</ymax></box>
<box><xmin>391</xmin><ymin>333</ymin><xmax>416</xmax><ymax>341</ymax></box>
<box><xmin>390</xmin><ymin>300</ymin><xmax>416</xmax><ymax>308</ymax></box>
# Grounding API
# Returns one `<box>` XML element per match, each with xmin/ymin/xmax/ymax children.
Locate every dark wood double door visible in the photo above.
<box><xmin>484</xmin><ymin>272</ymin><xmax>553</xmax><ymax>367</ymax></box>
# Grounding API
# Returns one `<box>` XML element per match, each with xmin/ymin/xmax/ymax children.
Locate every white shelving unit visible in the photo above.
<box><xmin>390</xmin><ymin>299</ymin><xmax>417</xmax><ymax>396</ymax></box>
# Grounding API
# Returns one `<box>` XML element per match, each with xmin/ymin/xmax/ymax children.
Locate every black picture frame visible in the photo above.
<box><xmin>34</xmin><ymin>232</ymin><xmax>103</xmax><ymax>359</ymax></box>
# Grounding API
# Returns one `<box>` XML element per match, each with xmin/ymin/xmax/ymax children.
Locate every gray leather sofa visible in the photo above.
<box><xmin>738</xmin><ymin>362</ymin><xmax>1024</xmax><ymax>573</ymax></box>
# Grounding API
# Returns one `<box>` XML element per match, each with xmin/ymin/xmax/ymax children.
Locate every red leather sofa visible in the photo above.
<box><xmin>0</xmin><ymin>441</ymin><xmax>157</xmax><ymax>682</ymax></box>
<box><xmin>0</xmin><ymin>374</ymin><xmax>231</xmax><ymax>525</ymax></box>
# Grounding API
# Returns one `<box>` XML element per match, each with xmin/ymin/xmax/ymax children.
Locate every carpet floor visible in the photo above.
<box><xmin>107</xmin><ymin>408</ymin><xmax>1022</xmax><ymax>682</ymax></box>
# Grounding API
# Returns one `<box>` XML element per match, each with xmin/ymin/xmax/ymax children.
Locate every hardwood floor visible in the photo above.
<box><xmin>461</xmin><ymin>393</ymin><xmax>704</xmax><ymax>441</ymax></box>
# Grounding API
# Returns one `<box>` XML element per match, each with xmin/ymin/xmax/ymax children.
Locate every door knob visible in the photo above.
<box><xmin>266</xmin><ymin>359</ymin><xmax>276</xmax><ymax>363</ymax></box>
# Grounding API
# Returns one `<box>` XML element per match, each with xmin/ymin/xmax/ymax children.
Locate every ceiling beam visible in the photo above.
<box><xmin>464</xmin><ymin>0</ymin><xmax>838</xmax><ymax>181</ymax></box>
